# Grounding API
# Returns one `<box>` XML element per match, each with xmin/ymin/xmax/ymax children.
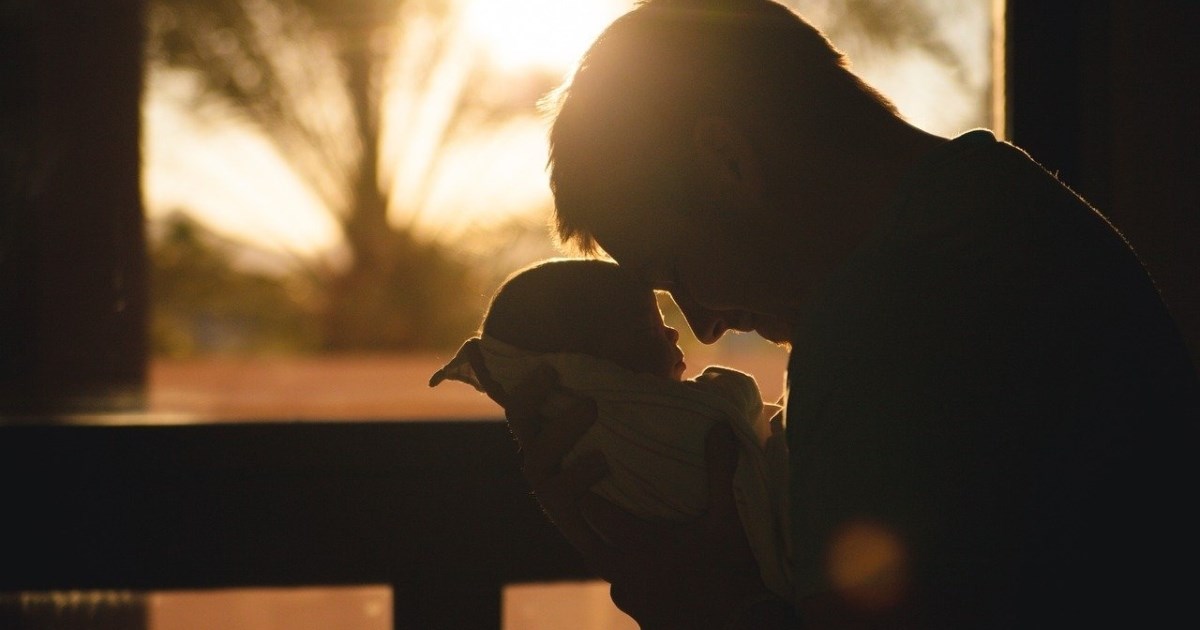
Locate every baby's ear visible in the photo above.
<box><xmin>692</xmin><ymin>116</ymin><xmax>765</xmax><ymax>208</ymax></box>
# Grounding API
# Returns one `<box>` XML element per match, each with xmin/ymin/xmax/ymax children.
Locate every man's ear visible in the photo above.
<box><xmin>692</xmin><ymin>116</ymin><xmax>765</xmax><ymax>205</ymax></box>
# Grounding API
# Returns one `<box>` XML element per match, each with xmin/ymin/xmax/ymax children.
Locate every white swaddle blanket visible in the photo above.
<box><xmin>430</xmin><ymin>336</ymin><xmax>793</xmax><ymax>600</ymax></box>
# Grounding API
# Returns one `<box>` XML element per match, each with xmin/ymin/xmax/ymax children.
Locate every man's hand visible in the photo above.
<box><xmin>468</xmin><ymin>357</ymin><xmax>787</xmax><ymax>627</ymax></box>
<box><xmin>588</xmin><ymin>424</ymin><xmax>776</xmax><ymax>628</ymax></box>
<box><xmin>500</xmin><ymin>364</ymin><xmax>619</xmax><ymax>567</ymax></box>
<box><xmin>461</xmin><ymin>353</ymin><xmax>613</xmax><ymax>563</ymax></box>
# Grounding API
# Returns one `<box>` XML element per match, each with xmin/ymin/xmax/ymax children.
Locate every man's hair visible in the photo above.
<box><xmin>482</xmin><ymin>258</ymin><xmax>648</xmax><ymax>355</ymax></box>
<box><xmin>542</xmin><ymin>0</ymin><xmax>898</xmax><ymax>254</ymax></box>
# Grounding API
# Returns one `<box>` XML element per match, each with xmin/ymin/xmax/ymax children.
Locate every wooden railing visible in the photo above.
<box><xmin>0</xmin><ymin>420</ymin><xmax>592</xmax><ymax>629</ymax></box>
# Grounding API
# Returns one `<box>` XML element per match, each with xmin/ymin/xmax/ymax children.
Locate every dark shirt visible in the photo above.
<box><xmin>786</xmin><ymin>130</ymin><xmax>1199</xmax><ymax>626</ymax></box>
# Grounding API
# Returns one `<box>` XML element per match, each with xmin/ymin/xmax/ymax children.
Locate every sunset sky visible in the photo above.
<box><xmin>142</xmin><ymin>0</ymin><xmax>991</xmax><ymax>261</ymax></box>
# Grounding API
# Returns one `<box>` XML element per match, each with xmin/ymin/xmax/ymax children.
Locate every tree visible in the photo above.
<box><xmin>794</xmin><ymin>0</ymin><xmax>991</xmax><ymax>129</ymax></box>
<box><xmin>150</xmin><ymin>212</ymin><xmax>321</xmax><ymax>356</ymax></box>
<box><xmin>145</xmin><ymin>0</ymin><xmax>556</xmax><ymax>350</ymax></box>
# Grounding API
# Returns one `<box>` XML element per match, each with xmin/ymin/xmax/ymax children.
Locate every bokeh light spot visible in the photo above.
<box><xmin>826</xmin><ymin>520</ymin><xmax>910</xmax><ymax>612</ymax></box>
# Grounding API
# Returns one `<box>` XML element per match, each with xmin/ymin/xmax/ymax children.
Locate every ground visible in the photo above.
<box><xmin>149</xmin><ymin>348</ymin><xmax>788</xmax><ymax>421</ymax></box>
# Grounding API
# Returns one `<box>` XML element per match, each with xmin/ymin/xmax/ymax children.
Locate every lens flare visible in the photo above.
<box><xmin>826</xmin><ymin>520</ymin><xmax>910</xmax><ymax>612</ymax></box>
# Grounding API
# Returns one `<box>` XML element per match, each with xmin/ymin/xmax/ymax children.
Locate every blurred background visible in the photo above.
<box><xmin>135</xmin><ymin>2</ymin><xmax>992</xmax><ymax>623</ymax></box>
<box><xmin>12</xmin><ymin>0</ymin><xmax>1198</xmax><ymax>628</ymax></box>
<box><xmin>140</xmin><ymin>0</ymin><xmax>994</xmax><ymax>420</ymax></box>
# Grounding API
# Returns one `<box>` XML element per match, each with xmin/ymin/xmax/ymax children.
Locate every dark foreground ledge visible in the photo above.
<box><xmin>0</xmin><ymin>420</ymin><xmax>591</xmax><ymax>629</ymax></box>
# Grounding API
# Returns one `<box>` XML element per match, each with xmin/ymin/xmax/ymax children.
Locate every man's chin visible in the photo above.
<box><xmin>756</xmin><ymin>328</ymin><xmax>791</xmax><ymax>345</ymax></box>
<box><xmin>724</xmin><ymin>316</ymin><xmax>791</xmax><ymax>345</ymax></box>
<box><xmin>749</xmin><ymin>315</ymin><xmax>792</xmax><ymax>345</ymax></box>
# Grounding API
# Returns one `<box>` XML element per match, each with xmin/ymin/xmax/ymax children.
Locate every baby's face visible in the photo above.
<box><xmin>597</xmin><ymin>292</ymin><xmax>687</xmax><ymax>381</ymax></box>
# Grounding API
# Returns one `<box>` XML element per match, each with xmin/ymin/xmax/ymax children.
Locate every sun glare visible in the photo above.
<box><xmin>460</xmin><ymin>0</ymin><xmax>629</xmax><ymax>72</ymax></box>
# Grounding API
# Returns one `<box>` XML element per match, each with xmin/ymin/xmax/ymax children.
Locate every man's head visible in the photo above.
<box><xmin>542</xmin><ymin>0</ymin><xmax>901</xmax><ymax>343</ymax></box>
<box><xmin>483</xmin><ymin>259</ymin><xmax>687</xmax><ymax>380</ymax></box>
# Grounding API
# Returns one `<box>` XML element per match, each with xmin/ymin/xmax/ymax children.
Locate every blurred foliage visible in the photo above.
<box><xmin>792</xmin><ymin>0</ymin><xmax>990</xmax><ymax>124</ymax></box>
<box><xmin>321</xmin><ymin>226</ymin><xmax>488</xmax><ymax>350</ymax></box>
<box><xmin>796</xmin><ymin>0</ymin><xmax>964</xmax><ymax>68</ymax></box>
<box><xmin>150</xmin><ymin>213</ymin><xmax>322</xmax><ymax>357</ymax></box>
<box><xmin>142</xmin><ymin>0</ymin><xmax>985</xmax><ymax>356</ymax></box>
<box><xmin>148</xmin><ymin>209</ymin><xmax>546</xmax><ymax>357</ymax></box>
<box><xmin>144</xmin><ymin>0</ymin><xmax>559</xmax><ymax>353</ymax></box>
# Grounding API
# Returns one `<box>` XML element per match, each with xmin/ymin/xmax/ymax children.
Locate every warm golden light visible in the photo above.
<box><xmin>460</xmin><ymin>0</ymin><xmax>628</xmax><ymax>72</ymax></box>
<box><xmin>826</xmin><ymin>520</ymin><xmax>910</xmax><ymax>612</ymax></box>
<box><xmin>144</xmin><ymin>0</ymin><xmax>993</xmax><ymax>255</ymax></box>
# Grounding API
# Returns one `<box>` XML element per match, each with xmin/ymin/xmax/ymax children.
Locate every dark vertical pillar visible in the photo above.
<box><xmin>0</xmin><ymin>0</ymin><xmax>148</xmax><ymax>415</ymax></box>
<box><xmin>1103</xmin><ymin>1</ymin><xmax>1200</xmax><ymax>366</ymax></box>
<box><xmin>1005</xmin><ymin>1</ymin><xmax>1112</xmax><ymax>206</ymax></box>
<box><xmin>1006</xmin><ymin>0</ymin><xmax>1200</xmax><ymax>364</ymax></box>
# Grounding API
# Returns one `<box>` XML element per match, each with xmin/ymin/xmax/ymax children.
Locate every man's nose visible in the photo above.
<box><xmin>665</xmin><ymin>326</ymin><xmax>680</xmax><ymax>343</ymax></box>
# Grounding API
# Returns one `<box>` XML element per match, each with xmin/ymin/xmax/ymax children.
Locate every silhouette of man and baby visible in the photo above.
<box><xmin>432</xmin><ymin>1</ymin><xmax>1198</xmax><ymax>627</ymax></box>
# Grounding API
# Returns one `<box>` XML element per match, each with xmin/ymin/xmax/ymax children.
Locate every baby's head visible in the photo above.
<box><xmin>483</xmin><ymin>258</ymin><xmax>686</xmax><ymax>380</ymax></box>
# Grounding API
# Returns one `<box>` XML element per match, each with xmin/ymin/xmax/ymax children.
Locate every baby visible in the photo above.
<box><xmin>430</xmin><ymin>258</ymin><xmax>791</xmax><ymax>598</ymax></box>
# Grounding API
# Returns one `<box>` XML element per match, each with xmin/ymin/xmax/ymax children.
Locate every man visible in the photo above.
<box><xmin>499</xmin><ymin>1</ymin><xmax>1198</xmax><ymax>626</ymax></box>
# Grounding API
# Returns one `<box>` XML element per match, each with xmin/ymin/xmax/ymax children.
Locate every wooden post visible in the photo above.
<box><xmin>0</xmin><ymin>0</ymin><xmax>148</xmax><ymax>415</ymax></box>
